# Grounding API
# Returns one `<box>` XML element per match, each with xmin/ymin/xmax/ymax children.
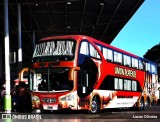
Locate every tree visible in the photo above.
<box><xmin>144</xmin><ymin>43</ymin><xmax>160</xmax><ymax>62</ymax></box>
<box><xmin>143</xmin><ymin>43</ymin><xmax>160</xmax><ymax>82</ymax></box>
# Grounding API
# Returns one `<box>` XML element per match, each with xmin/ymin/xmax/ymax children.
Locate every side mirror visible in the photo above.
<box><xmin>19</xmin><ymin>68</ymin><xmax>29</xmax><ymax>81</ymax></box>
<box><xmin>69</xmin><ymin>67</ymin><xmax>80</xmax><ymax>81</ymax></box>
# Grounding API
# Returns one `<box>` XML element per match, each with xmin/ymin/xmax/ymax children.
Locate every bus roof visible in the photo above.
<box><xmin>40</xmin><ymin>35</ymin><xmax>156</xmax><ymax>65</ymax></box>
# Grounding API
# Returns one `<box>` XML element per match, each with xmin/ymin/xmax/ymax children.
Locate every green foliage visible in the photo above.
<box><xmin>143</xmin><ymin>43</ymin><xmax>160</xmax><ymax>82</ymax></box>
<box><xmin>143</xmin><ymin>43</ymin><xmax>160</xmax><ymax>62</ymax></box>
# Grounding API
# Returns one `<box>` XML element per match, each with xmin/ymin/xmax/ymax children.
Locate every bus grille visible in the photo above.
<box><xmin>42</xmin><ymin>98</ymin><xmax>57</xmax><ymax>103</ymax></box>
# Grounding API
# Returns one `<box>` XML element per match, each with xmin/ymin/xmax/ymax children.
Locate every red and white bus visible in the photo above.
<box><xmin>19</xmin><ymin>35</ymin><xmax>159</xmax><ymax>113</ymax></box>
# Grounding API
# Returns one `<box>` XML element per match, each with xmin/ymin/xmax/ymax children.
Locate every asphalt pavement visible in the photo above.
<box><xmin>0</xmin><ymin>105</ymin><xmax>160</xmax><ymax>122</ymax></box>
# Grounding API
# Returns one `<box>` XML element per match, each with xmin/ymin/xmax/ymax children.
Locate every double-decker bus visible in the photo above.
<box><xmin>19</xmin><ymin>35</ymin><xmax>159</xmax><ymax>113</ymax></box>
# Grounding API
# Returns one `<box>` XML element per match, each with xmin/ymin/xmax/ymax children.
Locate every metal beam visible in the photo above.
<box><xmin>91</xmin><ymin>2</ymin><xmax>104</xmax><ymax>36</ymax></box>
<box><xmin>4</xmin><ymin>0</ymin><xmax>80</xmax><ymax>5</ymax></box>
<box><xmin>79</xmin><ymin>0</ymin><xmax>86</xmax><ymax>33</ymax></box>
<box><xmin>17</xmin><ymin>3</ymin><xmax>22</xmax><ymax>70</ymax></box>
<box><xmin>65</xmin><ymin>2</ymin><xmax>71</xmax><ymax>33</ymax></box>
<box><xmin>28</xmin><ymin>3</ymin><xmax>41</xmax><ymax>30</ymax></box>
<box><xmin>0</xmin><ymin>11</ymin><xmax>111</xmax><ymax>18</ymax></box>
<box><xmin>100</xmin><ymin>0</ymin><xmax>123</xmax><ymax>40</ymax></box>
<box><xmin>33</xmin><ymin>31</ymin><xmax>36</xmax><ymax>49</ymax></box>
<box><xmin>46</xmin><ymin>0</ymin><xmax>55</xmax><ymax>34</ymax></box>
<box><xmin>9</xmin><ymin>4</ymin><xmax>32</xmax><ymax>40</ymax></box>
<box><xmin>112</xmin><ymin>0</ymin><xmax>144</xmax><ymax>43</ymax></box>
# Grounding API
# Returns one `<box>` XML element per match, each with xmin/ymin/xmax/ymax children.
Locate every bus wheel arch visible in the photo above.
<box><xmin>88</xmin><ymin>95</ymin><xmax>101</xmax><ymax>114</ymax></box>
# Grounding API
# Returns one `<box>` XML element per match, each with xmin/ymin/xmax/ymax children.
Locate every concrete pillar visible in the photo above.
<box><xmin>18</xmin><ymin>3</ymin><xmax>22</xmax><ymax>70</ymax></box>
<box><xmin>4</xmin><ymin>0</ymin><xmax>12</xmax><ymax>113</ymax></box>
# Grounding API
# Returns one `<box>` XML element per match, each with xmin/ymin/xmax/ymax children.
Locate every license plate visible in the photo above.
<box><xmin>47</xmin><ymin>106</ymin><xmax>53</xmax><ymax>110</ymax></box>
<box><xmin>43</xmin><ymin>105</ymin><xmax>58</xmax><ymax>110</ymax></box>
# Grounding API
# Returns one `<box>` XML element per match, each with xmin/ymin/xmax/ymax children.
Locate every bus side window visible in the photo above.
<box><xmin>132</xmin><ymin>58</ymin><xmax>138</xmax><ymax>69</ymax></box>
<box><xmin>99</xmin><ymin>76</ymin><xmax>114</xmax><ymax>90</ymax></box>
<box><xmin>123</xmin><ymin>55</ymin><xmax>131</xmax><ymax>67</ymax></box>
<box><xmin>132</xmin><ymin>80</ymin><xmax>137</xmax><ymax>91</ymax></box>
<box><xmin>114</xmin><ymin>78</ymin><xmax>123</xmax><ymax>90</ymax></box>
<box><xmin>138</xmin><ymin>60</ymin><xmax>144</xmax><ymax>70</ymax></box>
<box><xmin>80</xmin><ymin>41</ymin><xmax>89</xmax><ymax>55</ymax></box>
<box><xmin>102</xmin><ymin>47</ymin><xmax>113</xmax><ymax>62</ymax></box>
<box><xmin>97</xmin><ymin>45</ymin><xmax>102</xmax><ymax>51</ymax></box>
<box><xmin>124</xmin><ymin>79</ymin><xmax>131</xmax><ymax>91</ymax></box>
<box><xmin>145</xmin><ymin>62</ymin><xmax>151</xmax><ymax>72</ymax></box>
<box><xmin>114</xmin><ymin>51</ymin><xmax>122</xmax><ymax>64</ymax></box>
<box><xmin>89</xmin><ymin>44</ymin><xmax>101</xmax><ymax>59</ymax></box>
<box><xmin>114</xmin><ymin>52</ymin><xmax>118</xmax><ymax>63</ymax></box>
<box><xmin>107</xmin><ymin>49</ymin><xmax>113</xmax><ymax>62</ymax></box>
<box><xmin>151</xmin><ymin>64</ymin><xmax>157</xmax><ymax>74</ymax></box>
<box><xmin>102</xmin><ymin>47</ymin><xmax>107</xmax><ymax>60</ymax></box>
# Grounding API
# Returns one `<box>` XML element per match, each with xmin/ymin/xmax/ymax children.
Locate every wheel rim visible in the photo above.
<box><xmin>144</xmin><ymin>100</ymin><xmax>149</xmax><ymax>109</ymax></box>
<box><xmin>91</xmin><ymin>101</ymin><xmax>98</xmax><ymax>113</ymax></box>
<box><xmin>140</xmin><ymin>99</ymin><xmax>144</xmax><ymax>110</ymax></box>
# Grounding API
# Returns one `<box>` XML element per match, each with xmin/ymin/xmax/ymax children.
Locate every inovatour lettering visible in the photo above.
<box><xmin>115</xmin><ymin>67</ymin><xmax>136</xmax><ymax>78</ymax></box>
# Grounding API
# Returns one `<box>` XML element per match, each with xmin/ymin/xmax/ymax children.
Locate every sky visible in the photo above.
<box><xmin>111</xmin><ymin>0</ymin><xmax>160</xmax><ymax>57</ymax></box>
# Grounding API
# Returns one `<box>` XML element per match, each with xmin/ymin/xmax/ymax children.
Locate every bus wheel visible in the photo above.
<box><xmin>144</xmin><ymin>98</ymin><xmax>150</xmax><ymax>111</ymax></box>
<box><xmin>88</xmin><ymin>98</ymin><xmax>100</xmax><ymax>114</ymax></box>
<box><xmin>139</xmin><ymin>98</ymin><xmax>144</xmax><ymax>111</ymax></box>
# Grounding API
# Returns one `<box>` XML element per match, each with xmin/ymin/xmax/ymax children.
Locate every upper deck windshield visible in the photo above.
<box><xmin>29</xmin><ymin>67</ymin><xmax>73</xmax><ymax>92</ymax></box>
<box><xmin>32</xmin><ymin>40</ymin><xmax>76</xmax><ymax>62</ymax></box>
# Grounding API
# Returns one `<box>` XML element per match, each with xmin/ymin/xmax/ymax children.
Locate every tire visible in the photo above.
<box><xmin>88</xmin><ymin>98</ymin><xmax>100</xmax><ymax>114</ymax></box>
<box><xmin>144</xmin><ymin>99</ymin><xmax>150</xmax><ymax>111</ymax></box>
<box><xmin>139</xmin><ymin>98</ymin><xmax>144</xmax><ymax>111</ymax></box>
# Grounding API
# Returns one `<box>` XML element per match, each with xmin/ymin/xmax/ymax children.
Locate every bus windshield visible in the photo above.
<box><xmin>32</xmin><ymin>40</ymin><xmax>76</xmax><ymax>62</ymax></box>
<box><xmin>29</xmin><ymin>67</ymin><xmax>73</xmax><ymax>92</ymax></box>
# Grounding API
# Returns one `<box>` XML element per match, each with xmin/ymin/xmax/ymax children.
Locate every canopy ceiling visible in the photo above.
<box><xmin>0</xmin><ymin>0</ymin><xmax>144</xmax><ymax>68</ymax></box>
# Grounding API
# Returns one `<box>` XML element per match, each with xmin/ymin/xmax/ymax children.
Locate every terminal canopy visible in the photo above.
<box><xmin>0</xmin><ymin>0</ymin><xmax>144</xmax><ymax>66</ymax></box>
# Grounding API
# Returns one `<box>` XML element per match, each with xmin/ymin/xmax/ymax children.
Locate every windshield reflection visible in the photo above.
<box><xmin>30</xmin><ymin>67</ymin><xmax>73</xmax><ymax>92</ymax></box>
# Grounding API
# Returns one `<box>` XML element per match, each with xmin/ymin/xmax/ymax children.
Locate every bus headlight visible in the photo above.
<box><xmin>60</xmin><ymin>94</ymin><xmax>74</xmax><ymax>101</ymax></box>
<box><xmin>32</xmin><ymin>95</ymin><xmax>40</xmax><ymax>101</ymax></box>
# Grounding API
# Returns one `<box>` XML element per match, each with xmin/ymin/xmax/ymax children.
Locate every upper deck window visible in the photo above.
<box><xmin>123</xmin><ymin>55</ymin><xmax>131</xmax><ymax>67</ymax></box>
<box><xmin>102</xmin><ymin>47</ymin><xmax>113</xmax><ymax>62</ymax></box>
<box><xmin>97</xmin><ymin>45</ymin><xmax>102</xmax><ymax>51</ymax></box>
<box><xmin>132</xmin><ymin>58</ymin><xmax>138</xmax><ymax>69</ymax></box>
<box><xmin>102</xmin><ymin>48</ymin><xmax>107</xmax><ymax>60</ymax></box>
<box><xmin>80</xmin><ymin>41</ymin><xmax>89</xmax><ymax>55</ymax></box>
<box><xmin>32</xmin><ymin>40</ymin><xmax>76</xmax><ymax>61</ymax></box>
<box><xmin>114</xmin><ymin>51</ymin><xmax>122</xmax><ymax>64</ymax></box>
<box><xmin>151</xmin><ymin>64</ymin><xmax>157</xmax><ymax>74</ymax></box>
<box><xmin>89</xmin><ymin>44</ymin><xmax>101</xmax><ymax>59</ymax></box>
<box><xmin>139</xmin><ymin>60</ymin><xmax>144</xmax><ymax>70</ymax></box>
<box><xmin>145</xmin><ymin>62</ymin><xmax>151</xmax><ymax>72</ymax></box>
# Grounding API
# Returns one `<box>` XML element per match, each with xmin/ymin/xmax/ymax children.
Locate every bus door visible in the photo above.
<box><xmin>77</xmin><ymin>40</ymin><xmax>101</xmax><ymax>108</ymax></box>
